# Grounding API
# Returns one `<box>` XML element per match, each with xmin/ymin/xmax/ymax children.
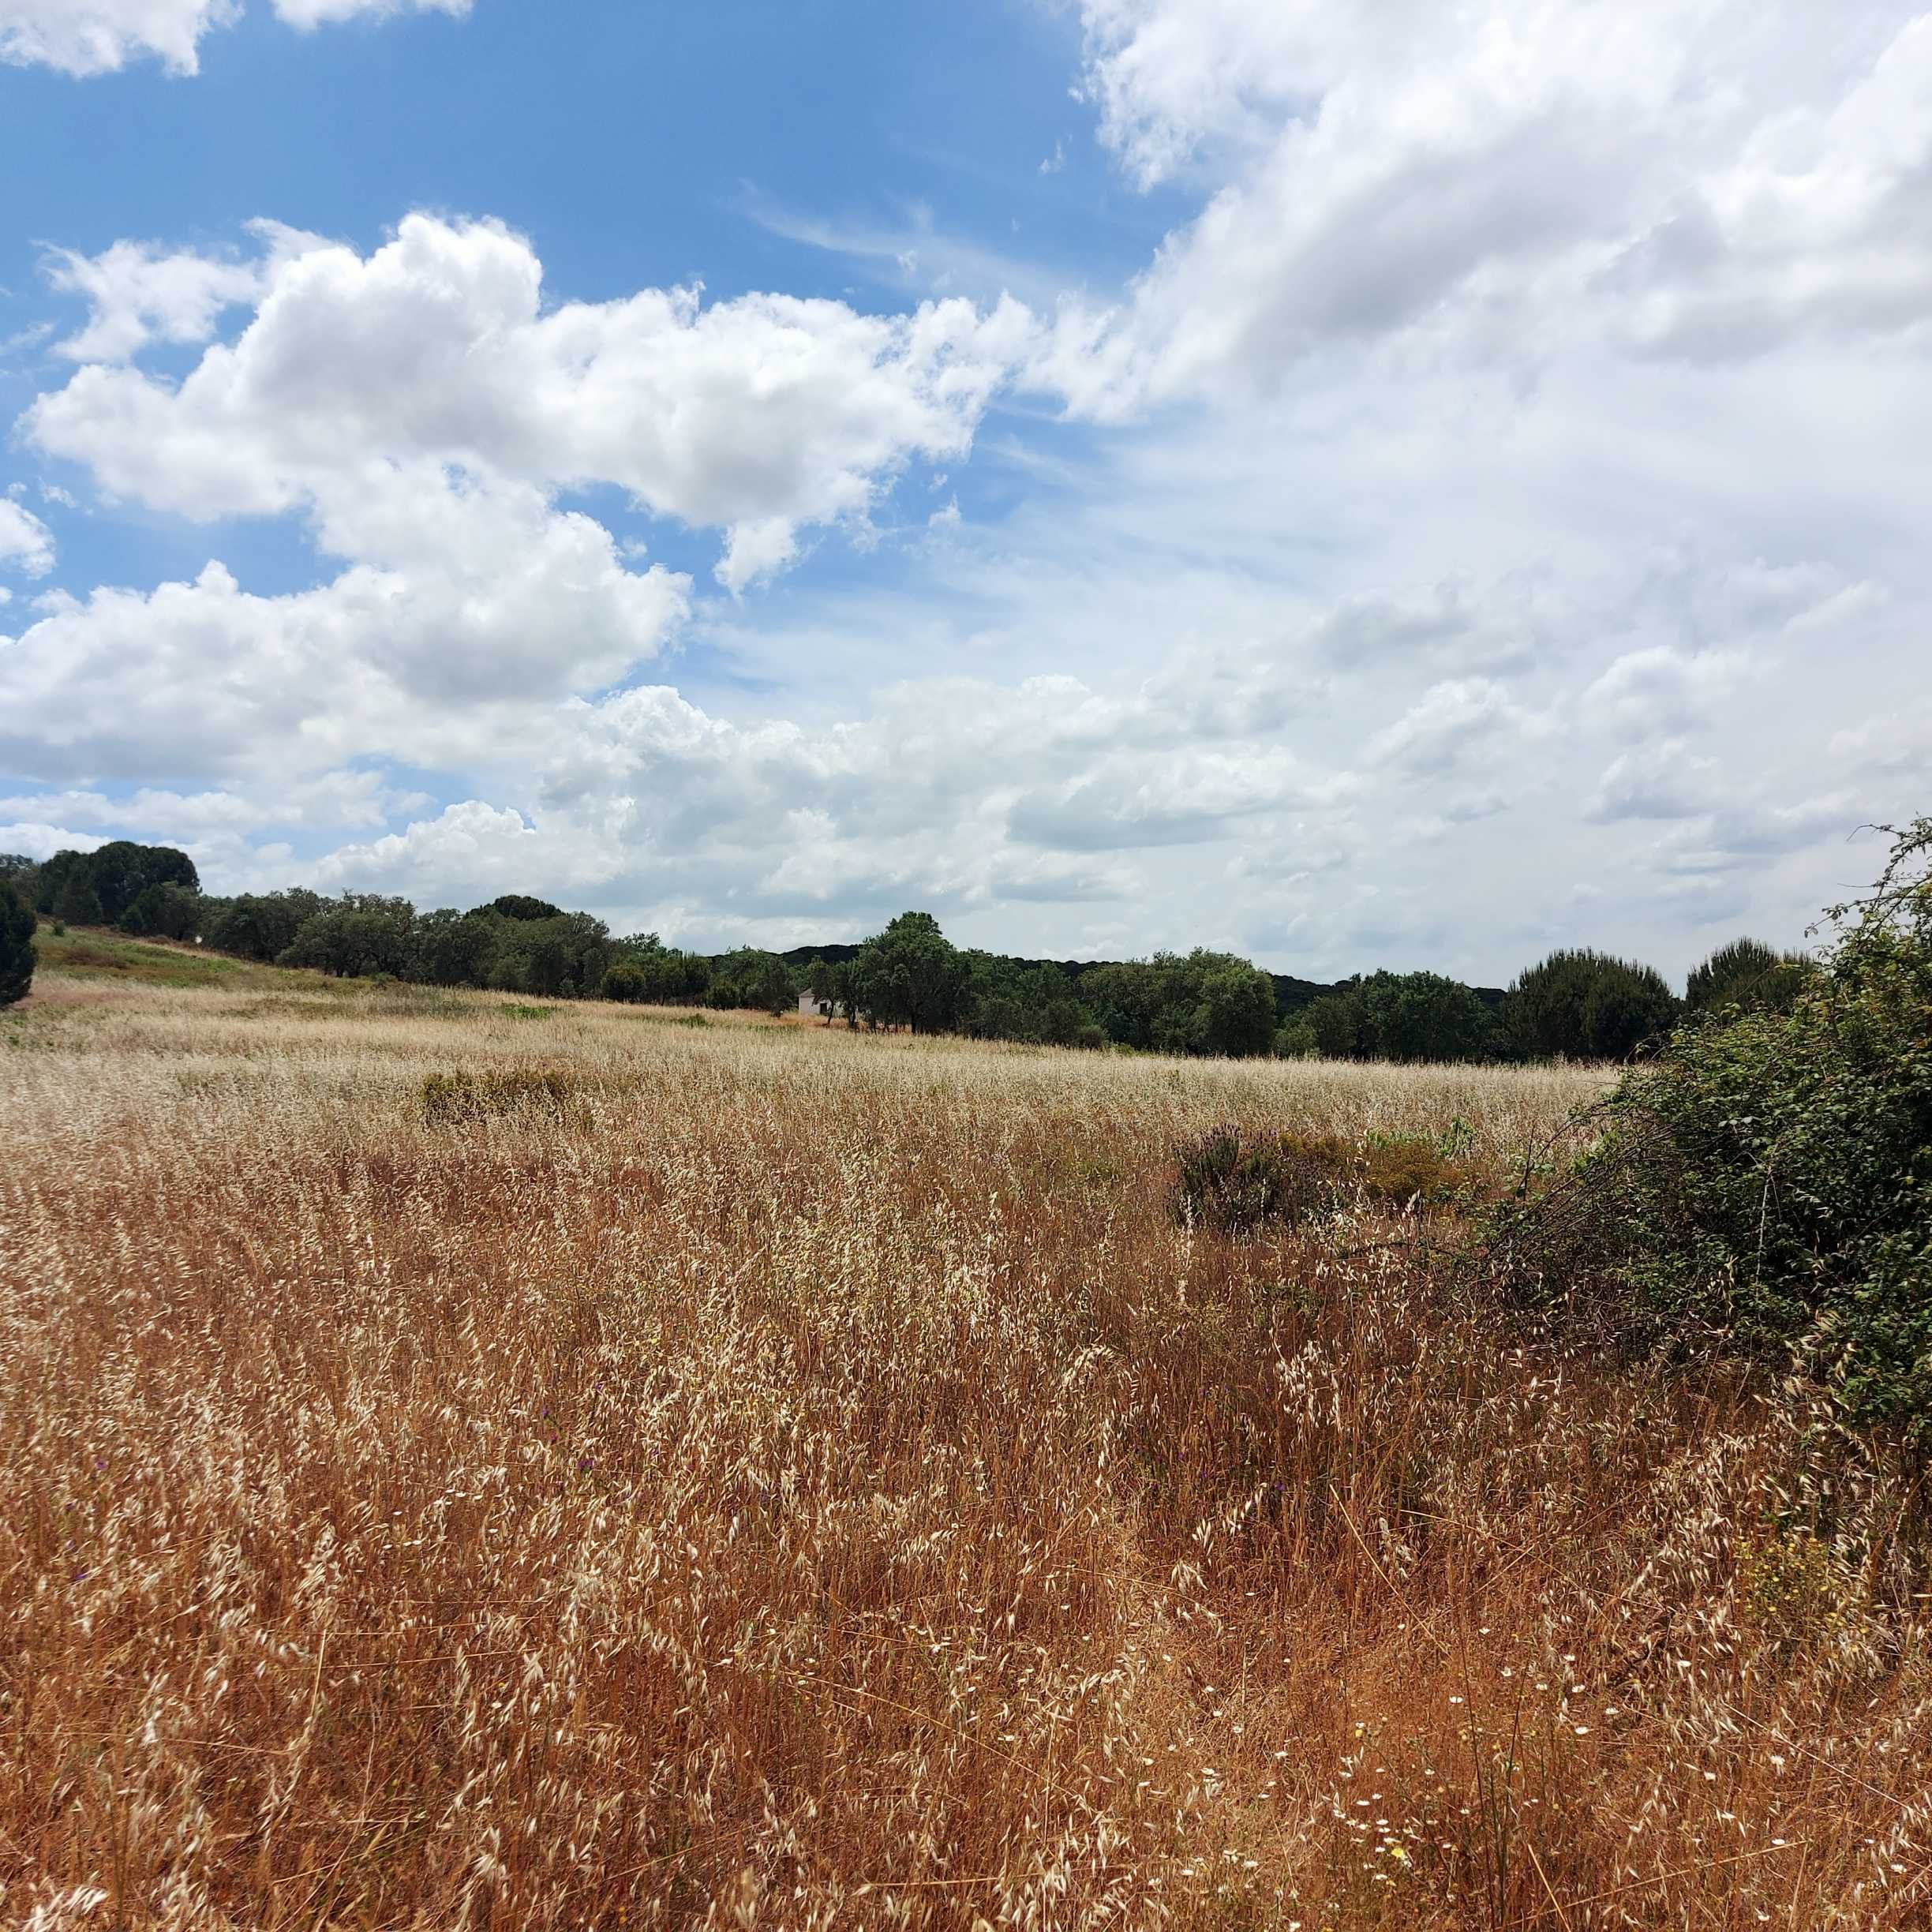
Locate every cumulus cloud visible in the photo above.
<box><xmin>0</xmin><ymin>0</ymin><xmax>459</xmax><ymax>74</ymax></box>
<box><xmin>30</xmin><ymin>213</ymin><xmax>1036</xmax><ymax>590</ymax></box>
<box><xmin>0</xmin><ymin>464</ymin><xmax>688</xmax><ymax>781</ymax></box>
<box><xmin>43</xmin><ymin>223</ymin><xmax>327</xmax><ymax>362</ymax></box>
<box><xmin>1046</xmin><ymin>0</ymin><xmax>1932</xmax><ymax>412</ymax></box>
<box><xmin>0</xmin><ymin>500</ymin><xmax>55</xmax><ymax>578</ymax></box>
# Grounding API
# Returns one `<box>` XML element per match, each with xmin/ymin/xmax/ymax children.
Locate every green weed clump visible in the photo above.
<box><xmin>1171</xmin><ymin>1123</ymin><xmax>1473</xmax><ymax>1234</ymax></box>
<box><xmin>420</xmin><ymin>1065</ymin><xmax>580</xmax><ymax>1123</ymax></box>
<box><xmin>1492</xmin><ymin>818</ymin><xmax>1932</xmax><ymax>1447</ymax></box>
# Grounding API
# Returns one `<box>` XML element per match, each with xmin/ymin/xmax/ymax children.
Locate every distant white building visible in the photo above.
<box><xmin>799</xmin><ymin>991</ymin><xmax>845</xmax><ymax>1020</ymax></box>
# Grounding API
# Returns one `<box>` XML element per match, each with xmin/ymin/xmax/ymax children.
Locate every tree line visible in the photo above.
<box><xmin>0</xmin><ymin>841</ymin><xmax>1811</xmax><ymax>1058</ymax></box>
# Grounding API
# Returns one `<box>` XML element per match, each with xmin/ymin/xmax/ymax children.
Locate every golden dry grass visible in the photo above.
<box><xmin>2</xmin><ymin>960</ymin><xmax>1927</xmax><ymax>1928</ymax></box>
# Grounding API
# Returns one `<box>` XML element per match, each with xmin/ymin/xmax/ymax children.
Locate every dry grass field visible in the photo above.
<box><xmin>2</xmin><ymin>940</ymin><xmax>1928</xmax><ymax>1928</ymax></box>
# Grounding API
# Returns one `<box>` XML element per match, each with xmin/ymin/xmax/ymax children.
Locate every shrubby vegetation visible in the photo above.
<box><xmin>1496</xmin><ymin>822</ymin><xmax>1932</xmax><ymax>1446</ymax></box>
<box><xmin>0</xmin><ymin>878</ymin><xmax>33</xmax><ymax>1006</ymax></box>
<box><xmin>2</xmin><ymin>834</ymin><xmax>1818</xmax><ymax>1066</ymax></box>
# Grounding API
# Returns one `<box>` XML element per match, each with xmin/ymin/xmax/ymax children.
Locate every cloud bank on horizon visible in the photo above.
<box><xmin>2</xmin><ymin>0</ymin><xmax>1927</xmax><ymax>980</ymax></box>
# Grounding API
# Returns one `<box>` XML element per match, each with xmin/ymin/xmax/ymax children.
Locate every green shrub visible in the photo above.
<box><xmin>1172</xmin><ymin>1124</ymin><xmax>1473</xmax><ymax>1234</ymax></box>
<box><xmin>420</xmin><ymin>1065</ymin><xmax>579</xmax><ymax>1123</ymax></box>
<box><xmin>1490</xmin><ymin>821</ymin><xmax>1932</xmax><ymax>1446</ymax></box>
<box><xmin>0</xmin><ymin>883</ymin><xmax>34</xmax><ymax>1007</ymax></box>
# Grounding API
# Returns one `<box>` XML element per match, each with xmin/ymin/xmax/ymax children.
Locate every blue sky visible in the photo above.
<box><xmin>2</xmin><ymin>0</ymin><xmax>1929</xmax><ymax>980</ymax></box>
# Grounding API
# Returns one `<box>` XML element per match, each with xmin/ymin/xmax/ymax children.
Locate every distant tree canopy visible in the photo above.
<box><xmin>16</xmin><ymin>834</ymin><xmax>1799</xmax><ymax>1066</ymax></box>
<box><xmin>848</xmin><ymin>912</ymin><xmax>968</xmax><ymax>1034</ymax></box>
<box><xmin>32</xmin><ymin>842</ymin><xmax>200</xmax><ymax>930</ymax></box>
<box><xmin>0</xmin><ymin>880</ymin><xmax>34</xmax><ymax>1007</ymax></box>
<box><xmin>1686</xmin><ymin>936</ymin><xmax>1815</xmax><ymax>1016</ymax></box>
<box><xmin>1080</xmin><ymin>950</ymin><xmax>1278</xmax><ymax>1058</ymax></box>
<box><xmin>1504</xmin><ymin>949</ymin><xmax>1681</xmax><ymax>1061</ymax></box>
<box><xmin>207</xmin><ymin>891</ymin><xmax>325</xmax><ymax>963</ymax></box>
<box><xmin>482</xmin><ymin>894</ymin><xmax>565</xmax><ymax>923</ymax></box>
<box><xmin>1283</xmin><ymin>970</ymin><xmax>1497</xmax><ymax>1064</ymax></box>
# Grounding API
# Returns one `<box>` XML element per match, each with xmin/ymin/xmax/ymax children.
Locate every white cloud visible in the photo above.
<box><xmin>1583</xmin><ymin>647</ymin><xmax>1748</xmax><ymax>740</ymax></box>
<box><xmin>1365</xmin><ymin>678</ymin><xmax>1549</xmax><ymax>777</ymax></box>
<box><xmin>0</xmin><ymin>464</ymin><xmax>688</xmax><ymax>781</ymax></box>
<box><xmin>0</xmin><ymin>0</ymin><xmax>236</xmax><ymax>75</ymax></box>
<box><xmin>1586</xmin><ymin>739</ymin><xmax>1722</xmax><ymax>822</ymax></box>
<box><xmin>0</xmin><ymin>0</ymin><xmax>459</xmax><ymax>73</ymax></box>
<box><xmin>0</xmin><ymin>500</ymin><xmax>55</xmax><ymax>578</ymax></box>
<box><xmin>30</xmin><ymin>213</ymin><xmax>1036</xmax><ymax>591</ymax></box>
<box><xmin>271</xmin><ymin>0</ymin><xmax>467</xmax><ymax>28</ymax></box>
<box><xmin>1048</xmin><ymin>1</ymin><xmax>1932</xmax><ymax>413</ymax></box>
<box><xmin>44</xmin><ymin>223</ymin><xmax>328</xmax><ymax>362</ymax></box>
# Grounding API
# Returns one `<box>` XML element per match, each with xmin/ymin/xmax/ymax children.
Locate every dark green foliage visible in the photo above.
<box><xmin>1503</xmin><ymin>948</ymin><xmax>1679</xmax><ymax>1061</ymax></box>
<box><xmin>482</xmin><ymin>894</ymin><xmax>565</xmax><ymax>923</ymax></box>
<box><xmin>710</xmin><ymin>948</ymin><xmax>796</xmax><ymax>1015</ymax></box>
<box><xmin>485</xmin><ymin>912</ymin><xmax>612</xmax><ymax>998</ymax></box>
<box><xmin>29</xmin><ymin>850</ymin><xmax>81</xmax><ymax>915</ymax></box>
<box><xmin>279</xmin><ymin>895</ymin><xmax>417</xmax><ymax>978</ymax></box>
<box><xmin>1687</xmin><ymin>936</ymin><xmax>1814</xmax><ymax>1015</ymax></box>
<box><xmin>1493</xmin><ymin>821</ymin><xmax>1932</xmax><ymax>1445</ymax></box>
<box><xmin>608</xmin><ymin>934</ymin><xmax>713</xmax><ymax>1005</ymax></box>
<box><xmin>408</xmin><ymin>908</ymin><xmax>499</xmax><ymax>987</ymax></box>
<box><xmin>1080</xmin><ymin>949</ymin><xmax>1279</xmax><ymax>1058</ymax></box>
<box><xmin>0</xmin><ymin>882</ymin><xmax>34</xmax><ymax>1006</ymax></box>
<box><xmin>1172</xmin><ymin>1124</ymin><xmax>1473</xmax><ymax>1234</ymax></box>
<box><xmin>1279</xmin><ymin>969</ymin><xmax>1496</xmax><ymax>1063</ymax></box>
<box><xmin>959</xmin><ymin>952</ymin><xmax>1094</xmax><ymax>1046</ymax></box>
<box><xmin>207</xmin><ymin>890</ymin><xmax>324</xmax><ymax>963</ymax></box>
<box><xmin>119</xmin><ymin>882</ymin><xmax>201</xmax><ymax>941</ymax></box>
<box><xmin>805</xmin><ymin>954</ymin><xmax>853</xmax><ymax>1024</ymax></box>
<box><xmin>51</xmin><ymin>871</ymin><xmax>104</xmax><ymax>927</ymax></box>
<box><xmin>80</xmin><ymin>841</ymin><xmax>200</xmax><ymax>924</ymax></box>
<box><xmin>848</xmin><ymin>912</ymin><xmax>967</xmax><ymax>1033</ymax></box>
<box><xmin>600</xmin><ymin>960</ymin><xmax>648</xmax><ymax>1003</ymax></box>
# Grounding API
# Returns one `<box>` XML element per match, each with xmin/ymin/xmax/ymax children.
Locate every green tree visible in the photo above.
<box><xmin>120</xmin><ymin>882</ymin><xmax>201</xmax><ymax>942</ymax></box>
<box><xmin>1503</xmin><ymin>949</ymin><xmax>1679</xmax><ymax>1061</ymax></box>
<box><xmin>849</xmin><ymin>912</ymin><xmax>966</xmax><ymax>1033</ymax></box>
<box><xmin>0</xmin><ymin>882</ymin><xmax>33</xmax><ymax>1006</ymax></box>
<box><xmin>208</xmin><ymin>891</ymin><xmax>324</xmax><ymax>963</ymax></box>
<box><xmin>88</xmin><ymin>841</ymin><xmax>200</xmax><ymax>925</ymax></box>
<box><xmin>601</xmin><ymin>960</ymin><xmax>648</xmax><ymax>1002</ymax></box>
<box><xmin>409</xmin><ymin>908</ymin><xmax>499</xmax><ymax>987</ymax></box>
<box><xmin>1189</xmin><ymin>953</ymin><xmax>1279</xmax><ymax>1058</ymax></box>
<box><xmin>52</xmin><ymin>869</ymin><xmax>104</xmax><ymax>927</ymax></box>
<box><xmin>1354</xmin><ymin>970</ymin><xmax>1495</xmax><ymax>1062</ymax></box>
<box><xmin>1686</xmin><ymin>937</ymin><xmax>1814</xmax><ymax>1015</ymax></box>
<box><xmin>482</xmin><ymin>894</ymin><xmax>564</xmax><ymax>923</ymax></box>
<box><xmin>279</xmin><ymin>896</ymin><xmax>417</xmax><ymax>979</ymax></box>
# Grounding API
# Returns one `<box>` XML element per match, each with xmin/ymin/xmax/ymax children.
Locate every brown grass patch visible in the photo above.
<box><xmin>0</xmin><ymin>987</ymin><xmax>1923</xmax><ymax>1927</ymax></box>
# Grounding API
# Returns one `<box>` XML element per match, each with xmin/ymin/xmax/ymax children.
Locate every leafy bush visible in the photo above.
<box><xmin>601</xmin><ymin>960</ymin><xmax>648</xmax><ymax>1003</ymax></box>
<box><xmin>420</xmin><ymin>1066</ymin><xmax>580</xmax><ymax>1123</ymax></box>
<box><xmin>1490</xmin><ymin>821</ymin><xmax>1932</xmax><ymax>1445</ymax></box>
<box><xmin>1172</xmin><ymin>1124</ymin><xmax>1473</xmax><ymax>1234</ymax></box>
<box><xmin>0</xmin><ymin>883</ymin><xmax>34</xmax><ymax>1007</ymax></box>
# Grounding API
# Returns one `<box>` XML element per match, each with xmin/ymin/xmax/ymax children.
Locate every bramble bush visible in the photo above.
<box><xmin>1172</xmin><ymin>1122</ymin><xmax>1474</xmax><ymax>1234</ymax></box>
<box><xmin>1492</xmin><ymin>818</ymin><xmax>1932</xmax><ymax>1447</ymax></box>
